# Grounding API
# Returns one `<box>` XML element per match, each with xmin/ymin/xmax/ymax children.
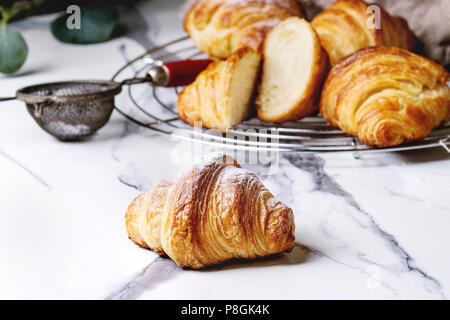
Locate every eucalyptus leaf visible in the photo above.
<box><xmin>0</xmin><ymin>24</ymin><xmax>28</xmax><ymax>74</ymax></box>
<box><xmin>51</xmin><ymin>6</ymin><xmax>118</xmax><ymax>44</ymax></box>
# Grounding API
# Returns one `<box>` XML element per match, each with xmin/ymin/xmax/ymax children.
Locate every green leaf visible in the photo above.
<box><xmin>51</xmin><ymin>5</ymin><xmax>118</xmax><ymax>44</ymax></box>
<box><xmin>0</xmin><ymin>24</ymin><xmax>28</xmax><ymax>74</ymax></box>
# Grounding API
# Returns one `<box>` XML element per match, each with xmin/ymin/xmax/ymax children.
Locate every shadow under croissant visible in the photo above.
<box><xmin>179</xmin><ymin>242</ymin><xmax>310</xmax><ymax>271</ymax></box>
<box><xmin>395</xmin><ymin>147</ymin><xmax>450</xmax><ymax>164</ymax></box>
<box><xmin>107</xmin><ymin>244</ymin><xmax>308</xmax><ymax>299</ymax></box>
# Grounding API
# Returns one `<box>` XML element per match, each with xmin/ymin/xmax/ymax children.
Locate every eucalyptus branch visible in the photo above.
<box><xmin>0</xmin><ymin>6</ymin><xmax>8</xmax><ymax>24</ymax></box>
<box><xmin>0</xmin><ymin>1</ymin><xmax>37</xmax><ymax>25</ymax></box>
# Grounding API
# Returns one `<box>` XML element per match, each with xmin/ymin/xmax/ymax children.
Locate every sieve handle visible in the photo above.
<box><xmin>0</xmin><ymin>97</ymin><xmax>16</xmax><ymax>102</ymax></box>
<box><xmin>148</xmin><ymin>59</ymin><xmax>213</xmax><ymax>87</ymax></box>
<box><xmin>165</xmin><ymin>59</ymin><xmax>213</xmax><ymax>87</ymax></box>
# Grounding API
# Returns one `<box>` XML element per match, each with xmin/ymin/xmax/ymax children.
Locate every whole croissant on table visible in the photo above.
<box><xmin>184</xmin><ymin>0</ymin><xmax>305</xmax><ymax>59</ymax></box>
<box><xmin>320</xmin><ymin>46</ymin><xmax>450</xmax><ymax>147</ymax></box>
<box><xmin>311</xmin><ymin>0</ymin><xmax>415</xmax><ymax>66</ymax></box>
<box><xmin>125</xmin><ymin>155</ymin><xmax>295</xmax><ymax>269</ymax></box>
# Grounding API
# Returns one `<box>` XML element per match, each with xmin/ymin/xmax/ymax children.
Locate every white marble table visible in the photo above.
<box><xmin>1</xmin><ymin>0</ymin><xmax>449</xmax><ymax>300</ymax></box>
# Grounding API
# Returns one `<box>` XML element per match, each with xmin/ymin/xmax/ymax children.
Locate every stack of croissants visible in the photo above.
<box><xmin>125</xmin><ymin>0</ymin><xmax>450</xmax><ymax>269</ymax></box>
<box><xmin>178</xmin><ymin>0</ymin><xmax>450</xmax><ymax>148</ymax></box>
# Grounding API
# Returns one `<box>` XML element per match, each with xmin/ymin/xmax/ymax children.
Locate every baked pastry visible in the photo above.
<box><xmin>311</xmin><ymin>0</ymin><xmax>415</xmax><ymax>66</ymax></box>
<box><xmin>255</xmin><ymin>17</ymin><xmax>329</xmax><ymax>123</ymax></box>
<box><xmin>125</xmin><ymin>154</ymin><xmax>295</xmax><ymax>269</ymax></box>
<box><xmin>320</xmin><ymin>46</ymin><xmax>450</xmax><ymax>147</ymax></box>
<box><xmin>184</xmin><ymin>0</ymin><xmax>305</xmax><ymax>59</ymax></box>
<box><xmin>177</xmin><ymin>47</ymin><xmax>261</xmax><ymax>132</ymax></box>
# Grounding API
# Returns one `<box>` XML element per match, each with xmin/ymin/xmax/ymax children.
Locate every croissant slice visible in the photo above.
<box><xmin>184</xmin><ymin>0</ymin><xmax>305</xmax><ymax>59</ymax></box>
<box><xmin>320</xmin><ymin>46</ymin><xmax>450</xmax><ymax>147</ymax></box>
<box><xmin>125</xmin><ymin>155</ymin><xmax>295</xmax><ymax>269</ymax></box>
<box><xmin>177</xmin><ymin>47</ymin><xmax>261</xmax><ymax>132</ymax></box>
<box><xmin>311</xmin><ymin>0</ymin><xmax>415</xmax><ymax>66</ymax></box>
<box><xmin>256</xmin><ymin>17</ymin><xmax>329</xmax><ymax>123</ymax></box>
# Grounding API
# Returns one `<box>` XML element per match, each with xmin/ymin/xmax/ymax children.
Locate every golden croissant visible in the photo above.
<box><xmin>125</xmin><ymin>155</ymin><xmax>295</xmax><ymax>269</ymax></box>
<box><xmin>177</xmin><ymin>47</ymin><xmax>261</xmax><ymax>132</ymax></box>
<box><xmin>184</xmin><ymin>0</ymin><xmax>305</xmax><ymax>59</ymax></box>
<box><xmin>312</xmin><ymin>0</ymin><xmax>415</xmax><ymax>66</ymax></box>
<box><xmin>256</xmin><ymin>17</ymin><xmax>329</xmax><ymax>123</ymax></box>
<box><xmin>320</xmin><ymin>46</ymin><xmax>450</xmax><ymax>147</ymax></box>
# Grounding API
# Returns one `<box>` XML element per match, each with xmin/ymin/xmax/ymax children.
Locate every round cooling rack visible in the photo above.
<box><xmin>111</xmin><ymin>36</ymin><xmax>450</xmax><ymax>155</ymax></box>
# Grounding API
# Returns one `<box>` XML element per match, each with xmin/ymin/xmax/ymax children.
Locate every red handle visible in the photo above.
<box><xmin>164</xmin><ymin>59</ymin><xmax>213</xmax><ymax>87</ymax></box>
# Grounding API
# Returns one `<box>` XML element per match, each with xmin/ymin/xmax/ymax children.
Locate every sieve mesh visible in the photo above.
<box><xmin>15</xmin><ymin>81</ymin><xmax>122</xmax><ymax>141</ymax></box>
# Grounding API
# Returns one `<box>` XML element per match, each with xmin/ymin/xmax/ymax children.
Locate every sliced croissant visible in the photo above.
<box><xmin>256</xmin><ymin>17</ymin><xmax>329</xmax><ymax>123</ymax></box>
<box><xmin>126</xmin><ymin>155</ymin><xmax>295</xmax><ymax>269</ymax></box>
<box><xmin>311</xmin><ymin>0</ymin><xmax>415</xmax><ymax>66</ymax></box>
<box><xmin>320</xmin><ymin>46</ymin><xmax>450</xmax><ymax>147</ymax></box>
<box><xmin>184</xmin><ymin>0</ymin><xmax>305</xmax><ymax>59</ymax></box>
<box><xmin>177</xmin><ymin>47</ymin><xmax>261</xmax><ymax>132</ymax></box>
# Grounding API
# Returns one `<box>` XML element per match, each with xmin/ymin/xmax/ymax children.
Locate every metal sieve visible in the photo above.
<box><xmin>14</xmin><ymin>80</ymin><xmax>122</xmax><ymax>141</ymax></box>
<box><xmin>0</xmin><ymin>49</ymin><xmax>211</xmax><ymax>141</ymax></box>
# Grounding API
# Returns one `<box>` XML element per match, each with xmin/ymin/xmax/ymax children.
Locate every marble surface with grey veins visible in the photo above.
<box><xmin>0</xmin><ymin>0</ymin><xmax>449</xmax><ymax>299</ymax></box>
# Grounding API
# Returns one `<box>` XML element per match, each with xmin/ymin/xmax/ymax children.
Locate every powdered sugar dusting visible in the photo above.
<box><xmin>225</xmin><ymin>0</ymin><xmax>300</xmax><ymax>13</ymax></box>
<box><xmin>219</xmin><ymin>164</ymin><xmax>253</xmax><ymax>182</ymax></box>
<box><xmin>248</xmin><ymin>17</ymin><xmax>283</xmax><ymax>29</ymax></box>
<box><xmin>46</xmin><ymin>121</ymin><xmax>91</xmax><ymax>136</ymax></box>
<box><xmin>182</xmin><ymin>0</ymin><xmax>303</xmax><ymax>18</ymax></box>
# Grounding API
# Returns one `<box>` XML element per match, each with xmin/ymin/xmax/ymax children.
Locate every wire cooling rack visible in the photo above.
<box><xmin>111</xmin><ymin>36</ymin><xmax>450</xmax><ymax>155</ymax></box>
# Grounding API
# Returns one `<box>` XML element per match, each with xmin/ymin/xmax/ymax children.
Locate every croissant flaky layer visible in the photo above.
<box><xmin>320</xmin><ymin>46</ymin><xmax>450</xmax><ymax>147</ymax></box>
<box><xmin>177</xmin><ymin>47</ymin><xmax>261</xmax><ymax>132</ymax></box>
<box><xmin>126</xmin><ymin>155</ymin><xmax>295</xmax><ymax>269</ymax></box>
<box><xmin>312</xmin><ymin>0</ymin><xmax>415</xmax><ymax>66</ymax></box>
<box><xmin>184</xmin><ymin>0</ymin><xmax>305</xmax><ymax>59</ymax></box>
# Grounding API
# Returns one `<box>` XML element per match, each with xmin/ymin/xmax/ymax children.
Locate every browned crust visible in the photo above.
<box><xmin>125</xmin><ymin>178</ymin><xmax>175</xmax><ymax>254</ymax></box>
<box><xmin>311</xmin><ymin>0</ymin><xmax>416</xmax><ymax>66</ymax></box>
<box><xmin>125</xmin><ymin>155</ymin><xmax>296</xmax><ymax>269</ymax></box>
<box><xmin>322</xmin><ymin>46</ymin><xmax>450</xmax><ymax>92</ymax></box>
<box><xmin>177</xmin><ymin>59</ymin><xmax>220</xmax><ymax>127</ymax></box>
<box><xmin>319</xmin><ymin>46</ymin><xmax>450</xmax><ymax>147</ymax></box>
<box><xmin>125</xmin><ymin>193</ymin><xmax>150</xmax><ymax>248</ymax></box>
<box><xmin>184</xmin><ymin>0</ymin><xmax>306</xmax><ymax>31</ymax></box>
<box><xmin>177</xmin><ymin>47</ymin><xmax>260</xmax><ymax>132</ymax></box>
<box><xmin>183</xmin><ymin>0</ymin><xmax>306</xmax><ymax>59</ymax></box>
